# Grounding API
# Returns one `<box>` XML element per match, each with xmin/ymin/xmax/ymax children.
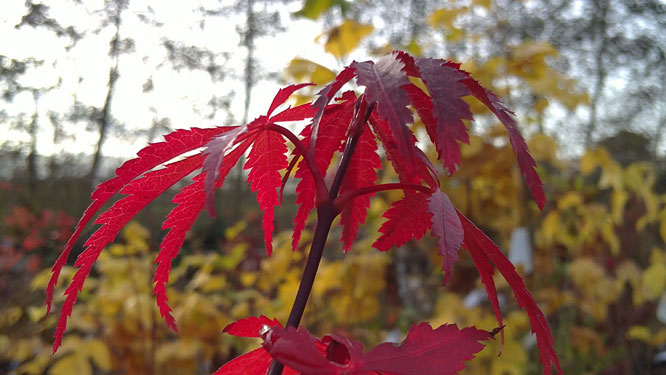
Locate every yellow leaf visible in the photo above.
<box><xmin>26</xmin><ymin>305</ymin><xmax>46</xmax><ymax>322</ymax></box>
<box><xmin>294</xmin><ymin>0</ymin><xmax>337</xmax><ymax>20</ymax></box>
<box><xmin>610</xmin><ymin>189</ymin><xmax>628</xmax><ymax>224</ymax></box>
<box><xmin>527</xmin><ymin>133</ymin><xmax>558</xmax><ymax>164</ymax></box>
<box><xmin>16</xmin><ymin>353</ymin><xmax>51</xmax><ymax>375</ymax></box>
<box><xmin>537</xmin><ymin>287</ymin><xmax>575</xmax><ymax>314</ymax></box>
<box><xmin>318</xmin><ymin>20</ymin><xmax>373</xmax><ymax>58</ymax></box>
<box><xmin>643</xmin><ymin>249</ymin><xmax>666</xmax><ymax>299</ymax></box>
<box><xmin>429</xmin><ymin>8</ymin><xmax>468</xmax><ymax>29</ymax></box>
<box><xmin>651</xmin><ymin>329</ymin><xmax>666</xmax><ymax>346</ymax></box>
<box><xmin>580</xmin><ymin>148</ymin><xmax>622</xmax><ymax>189</ymax></box>
<box><xmin>600</xmin><ymin>218</ymin><xmax>620</xmax><ymax>255</ymax></box>
<box><xmin>285</xmin><ymin>58</ymin><xmax>336</xmax><ymax>85</ymax></box>
<box><xmin>123</xmin><ymin>221</ymin><xmax>150</xmax><ymax>242</ymax></box>
<box><xmin>31</xmin><ymin>268</ymin><xmax>52</xmax><ymax>291</ymax></box>
<box><xmin>155</xmin><ymin>340</ymin><xmax>202</xmax><ymax>366</ymax></box>
<box><xmin>534</xmin><ymin>96</ymin><xmax>549</xmax><ymax>113</ymax></box>
<box><xmin>399</xmin><ymin>39</ymin><xmax>419</xmax><ymax>56</ymax></box>
<box><xmin>540</xmin><ymin>211</ymin><xmax>560</xmax><ymax>245</ymax></box>
<box><xmin>447</xmin><ymin>27</ymin><xmax>465</xmax><ymax>42</ymax></box>
<box><xmin>627</xmin><ymin>325</ymin><xmax>652</xmax><ymax>342</ymax></box>
<box><xmin>568</xmin><ymin>258</ymin><xmax>618</xmax><ymax>321</ymax></box>
<box><xmin>240</xmin><ymin>272</ymin><xmax>257</xmax><ymax>287</ymax></box>
<box><xmin>615</xmin><ymin>260</ymin><xmax>646</xmax><ymax>305</ymax></box>
<box><xmin>0</xmin><ymin>335</ymin><xmax>8</xmax><ymax>356</ymax></box>
<box><xmin>490</xmin><ymin>339</ymin><xmax>527</xmax><ymax>375</ymax></box>
<box><xmin>557</xmin><ymin>192</ymin><xmax>583</xmax><ymax>210</ymax></box>
<box><xmin>510</xmin><ymin>42</ymin><xmax>558</xmax><ymax>63</ymax></box>
<box><xmin>473</xmin><ymin>0</ymin><xmax>492</xmax><ymax>9</ymax></box>
<box><xmin>0</xmin><ymin>306</ymin><xmax>22</xmax><ymax>329</ymax></box>
<box><xmin>224</xmin><ymin>220</ymin><xmax>247</xmax><ymax>240</ymax></box>
<box><xmin>84</xmin><ymin>339</ymin><xmax>111</xmax><ymax>371</ymax></box>
<box><xmin>49</xmin><ymin>354</ymin><xmax>91</xmax><ymax>375</ymax></box>
<box><xmin>109</xmin><ymin>243</ymin><xmax>126</xmax><ymax>256</ymax></box>
<box><xmin>461</xmin><ymin>135</ymin><xmax>484</xmax><ymax>158</ymax></box>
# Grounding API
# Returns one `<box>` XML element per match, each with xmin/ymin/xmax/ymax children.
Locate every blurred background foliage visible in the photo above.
<box><xmin>2</xmin><ymin>0</ymin><xmax>666</xmax><ymax>374</ymax></box>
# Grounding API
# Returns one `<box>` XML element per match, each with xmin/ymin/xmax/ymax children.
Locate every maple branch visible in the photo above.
<box><xmin>333</xmin><ymin>183</ymin><xmax>432</xmax><ymax>213</ymax></box>
<box><xmin>269</xmin><ymin>204</ymin><xmax>336</xmax><ymax>375</ymax></box>
<box><xmin>265</xmin><ymin>123</ymin><xmax>329</xmax><ymax>203</ymax></box>
<box><xmin>270</xmin><ymin>98</ymin><xmax>376</xmax><ymax>375</ymax></box>
<box><xmin>329</xmin><ymin>97</ymin><xmax>374</xmax><ymax>199</ymax></box>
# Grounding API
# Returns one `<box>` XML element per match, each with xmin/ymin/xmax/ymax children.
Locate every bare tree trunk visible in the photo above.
<box><xmin>241</xmin><ymin>0</ymin><xmax>255</xmax><ymax>125</ymax></box>
<box><xmin>27</xmin><ymin>90</ymin><xmax>39</xmax><ymax>193</ymax></box>
<box><xmin>584</xmin><ymin>0</ymin><xmax>609</xmax><ymax>148</ymax></box>
<box><xmin>88</xmin><ymin>0</ymin><xmax>123</xmax><ymax>185</ymax></box>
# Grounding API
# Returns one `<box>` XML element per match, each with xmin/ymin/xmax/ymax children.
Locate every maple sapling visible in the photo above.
<box><xmin>47</xmin><ymin>51</ymin><xmax>561</xmax><ymax>375</ymax></box>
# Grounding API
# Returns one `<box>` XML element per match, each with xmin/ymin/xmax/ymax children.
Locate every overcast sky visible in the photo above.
<box><xmin>1</xmin><ymin>0</ymin><xmax>341</xmax><ymax>160</ymax></box>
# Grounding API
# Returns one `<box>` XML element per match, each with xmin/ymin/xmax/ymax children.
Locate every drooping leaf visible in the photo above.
<box><xmin>458</xmin><ymin>212</ymin><xmax>561</xmax><ymax>375</ymax></box>
<box><xmin>414</xmin><ymin>57</ymin><xmax>473</xmax><ymax>174</ymax></box>
<box><xmin>46</xmin><ymin>126</ymin><xmax>233</xmax><ymax>313</ymax></box>
<box><xmin>154</xmin><ymin>140</ymin><xmax>253</xmax><ymax>331</ymax></box>
<box><xmin>373</xmin><ymin>191</ymin><xmax>431</xmax><ymax>252</ymax></box>
<box><xmin>244</xmin><ymin>127</ymin><xmax>289</xmax><ymax>256</ymax></box>
<box><xmin>339</xmin><ymin>123</ymin><xmax>380</xmax><ymax>252</ymax></box>
<box><xmin>458</xmin><ymin>72</ymin><xmax>546</xmax><ymax>209</ymax></box>
<box><xmin>261</xmin><ymin>323</ymin><xmax>492</xmax><ymax>375</ymax></box>
<box><xmin>223</xmin><ymin>315</ymin><xmax>282</xmax><ymax>338</ymax></box>
<box><xmin>427</xmin><ymin>190</ymin><xmax>464</xmax><ymax>284</ymax></box>
<box><xmin>462</xmin><ymin>218</ymin><xmax>505</xmax><ymax>350</ymax></box>
<box><xmin>53</xmin><ymin>154</ymin><xmax>205</xmax><ymax>352</ymax></box>
<box><xmin>353</xmin><ymin>53</ymin><xmax>417</xmax><ymax>177</ymax></box>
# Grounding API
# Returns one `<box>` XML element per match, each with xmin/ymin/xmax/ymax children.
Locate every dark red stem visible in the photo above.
<box><xmin>329</xmin><ymin>97</ymin><xmax>373</xmax><ymax>199</ymax></box>
<box><xmin>332</xmin><ymin>183</ymin><xmax>432</xmax><ymax>213</ymax></box>
<box><xmin>268</xmin><ymin>96</ymin><xmax>374</xmax><ymax>375</ymax></box>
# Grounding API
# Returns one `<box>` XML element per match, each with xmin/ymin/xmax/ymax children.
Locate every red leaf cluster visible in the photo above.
<box><xmin>47</xmin><ymin>51</ymin><xmax>558</xmax><ymax>374</ymax></box>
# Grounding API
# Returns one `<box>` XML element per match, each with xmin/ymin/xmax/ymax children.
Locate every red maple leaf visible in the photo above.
<box><xmin>261</xmin><ymin>322</ymin><xmax>494</xmax><ymax>375</ymax></box>
<box><xmin>244</xmin><ymin>128</ymin><xmax>289</xmax><ymax>256</ymax></box>
<box><xmin>353</xmin><ymin>54</ymin><xmax>417</xmax><ymax>178</ymax></box>
<box><xmin>428</xmin><ymin>190</ymin><xmax>464</xmax><ymax>284</ymax></box>
<box><xmin>338</xmin><ymin>122</ymin><xmax>380</xmax><ymax>252</ymax></box>
<box><xmin>373</xmin><ymin>191</ymin><xmax>431</xmax><ymax>252</ymax></box>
